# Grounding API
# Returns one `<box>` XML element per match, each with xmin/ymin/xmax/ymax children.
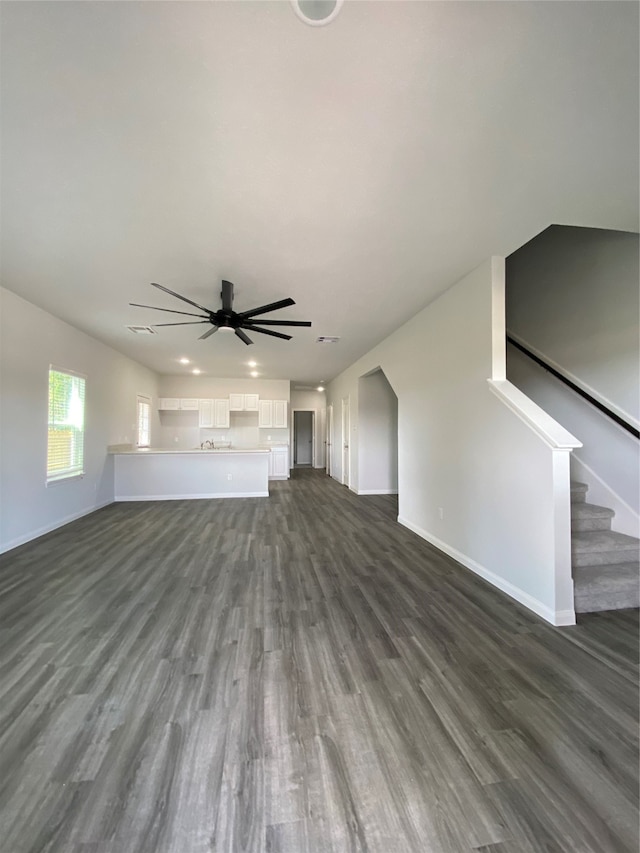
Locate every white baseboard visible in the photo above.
<box><xmin>357</xmin><ymin>489</ymin><xmax>399</xmax><ymax>495</ymax></box>
<box><xmin>0</xmin><ymin>499</ymin><xmax>114</xmax><ymax>555</ymax></box>
<box><xmin>397</xmin><ymin>515</ymin><xmax>576</xmax><ymax>627</ymax></box>
<box><xmin>115</xmin><ymin>491</ymin><xmax>269</xmax><ymax>501</ymax></box>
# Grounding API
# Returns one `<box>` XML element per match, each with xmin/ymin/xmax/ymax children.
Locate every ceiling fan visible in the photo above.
<box><xmin>130</xmin><ymin>280</ymin><xmax>311</xmax><ymax>346</ymax></box>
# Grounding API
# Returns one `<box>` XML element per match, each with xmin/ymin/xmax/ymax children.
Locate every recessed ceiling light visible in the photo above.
<box><xmin>291</xmin><ymin>0</ymin><xmax>344</xmax><ymax>27</ymax></box>
<box><xmin>192</xmin><ymin>368</ymin><xmax>201</xmax><ymax>375</ymax></box>
<box><xmin>250</xmin><ymin>371</ymin><xmax>259</xmax><ymax>378</ymax></box>
<box><xmin>179</xmin><ymin>357</ymin><xmax>190</xmax><ymax>364</ymax></box>
<box><xmin>316</xmin><ymin>336</ymin><xmax>340</xmax><ymax>343</ymax></box>
<box><xmin>248</xmin><ymin>360</ymin><xmax>257</xmax><ymax>367</ymax></box>
<box><xmin>317</xmin><ymin>386</ymin><xmax>325</xmax><ymax>392</ymax></box>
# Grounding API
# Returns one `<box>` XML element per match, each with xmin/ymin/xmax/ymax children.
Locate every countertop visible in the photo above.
<box><xmin>108</xmin><ymin>446</ymin><xmax>270</xmax><ymax>455</ymax></box>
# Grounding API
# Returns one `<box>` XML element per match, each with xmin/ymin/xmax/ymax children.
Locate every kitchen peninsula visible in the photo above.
<box><xmin>112</xmin><ymin>447</ymin><xmax>270</xmax><ymax>500</ymax></box>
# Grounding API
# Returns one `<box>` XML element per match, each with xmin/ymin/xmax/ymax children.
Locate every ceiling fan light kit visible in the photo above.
<box><xmin>130</xmin><ymin>280</ymin><xmax>312</xmax><ymax>346</ymax></box>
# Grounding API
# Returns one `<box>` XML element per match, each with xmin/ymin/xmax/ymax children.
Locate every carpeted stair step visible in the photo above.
<box><xmin>571</xmin><ymin>502</ymin><xmax>615</xmax><ymax>532</ymax></box>
<box><xmin>569</xmin><ymin>479</ymin><xmax>639</xmax><ymax>614</ymax></box>
<box><xmin>571</xmin><ymin>529</ymin><xmax>639</xmax><ymax>568</ymax></box>
<box><xmin>573</xmin><ymin>562</ymin><xmax>640</xmax><ymax>613</ymax></box>
<box><xmin>570</xmin><ymin>481</ymin><xmax>589</xmax><ymax>504</ymax></box>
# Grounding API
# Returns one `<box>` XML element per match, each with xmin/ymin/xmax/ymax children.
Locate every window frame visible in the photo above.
<box><xmin>47</xmin><ymin>365</ymin><xmax>86</xmax><ymax>485</ymax></box>
<box><xmin>136</xmin><ymin>394</ymin><xmax>151</xmax><ymax>448</ymax></box>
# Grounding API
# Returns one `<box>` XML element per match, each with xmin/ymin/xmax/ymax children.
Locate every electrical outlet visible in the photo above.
<box><xmin>438</xmin><ymin>507</ymin><xmax>444</xmax><ymax>520</ymax></box>
<box><xmin>227</xmin><ymin>473</ymin><xmax>232</xmax><ymax>481</ymax></box>
<box><xmin>174</xmin><ymin>436</ymin><xmax>179</xmax><ymax>443</ymax></box>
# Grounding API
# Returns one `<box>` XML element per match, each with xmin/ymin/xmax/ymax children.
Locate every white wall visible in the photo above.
<box><xmin>157</xmin><ymin>375</ymin><xmax>290</xmax><ymax>450</ymax></box>
<box><xmin>327</xmin><ymin>258</ymin><xmax>577</xmax><ymax>625</ymax></box>
<box><xmin>290</xmin><ymin>388</ymin><xmax>326</xmax><ymax>468</ymax></box>
<box><xmin>0</xmin><ymin>287</ymin><xmax>159</xmax><ymax>552</ymax></box>
<box><xmin>508</xmin><ymin>343</ymin><xmax>639</xmax><ymax>535</ymax></box>
<box><xmin>357</xmin><ymin>369</ymin><xmax>398</xmax><ymax>494</ymax></box>
<box><xmin>506</xmin><ymin>226</ymin><xmax>640</xmax><ymax>424</ymax></box>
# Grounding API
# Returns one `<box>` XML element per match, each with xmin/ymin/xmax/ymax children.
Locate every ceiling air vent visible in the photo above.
<box><xmin>127</xmin><ymin>325</ymin><xmax>157</xmax><ymax>335</ymax></box>
<box><xmin>316</xmin><ymin>336</ymin><xmax>340</xmax><ymax>343</ymax></box>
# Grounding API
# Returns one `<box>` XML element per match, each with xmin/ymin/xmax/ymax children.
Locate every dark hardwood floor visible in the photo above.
<box><xmin>1</xmin><ymin>469</ymin><xmax>638</xmax><ymax>853</ymax></box>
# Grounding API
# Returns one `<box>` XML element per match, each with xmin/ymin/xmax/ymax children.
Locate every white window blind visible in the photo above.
<box><xmin>137</xmin><ymin>396</ymin><xmax>151</xmax><ymax>447</ymax></box>
<box><xmin>47</xmin><ymin>368</ymin><xmax>86</xmax><ymax>482</ymax></box>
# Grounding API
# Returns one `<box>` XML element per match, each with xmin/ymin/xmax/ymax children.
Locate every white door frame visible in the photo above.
<box><xmin>341</xmin><ymin>396</ymin><xmax>350</xmax><ymax>487</ymax></box>
<box><xmin>291</xmin><ymin>408</ymin><xmax>316</xmax><ymax>467</ymax></box>
<box><xmin>325</xmin><ymin>404</ymin><xmax>333</xmax><ymax>477</ymax></box>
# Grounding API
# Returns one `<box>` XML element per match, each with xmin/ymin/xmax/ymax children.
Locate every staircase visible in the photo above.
<box><xmin>571</xmin><ymin>481</ymin><xmax>640</xmax><ymax>613</ymax></box>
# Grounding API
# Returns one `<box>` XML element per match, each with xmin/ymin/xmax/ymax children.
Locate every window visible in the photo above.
<box><xmin>47</xmin><ymin>367</ymin><xmax>86</xmax><ymax>483</ymax></box>
<box><xmin>137</xmin><ymin>395</ymin><xmax>151</xmax><ymax>447</ymax></box>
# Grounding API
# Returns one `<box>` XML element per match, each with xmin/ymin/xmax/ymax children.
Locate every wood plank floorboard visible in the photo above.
<box><xmin>0</xmin><ymin>468</ymin><xmax>638</xmax><ymax>852</ymax></box>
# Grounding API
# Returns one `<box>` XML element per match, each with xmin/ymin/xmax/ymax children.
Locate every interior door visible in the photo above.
<box><xmin>325</xmin><ymin>404</ymin><xmax>333</xmax><ymax>476</ymax></box>
<box><xmin>294</xmin><ymin>411</ymin><xmax>313</xmax><ymax>465</ymax></box>
<box><xmin>341</xmin><ymin>397</ymin><xmax>350</xmax><ymax>486</ymax></box>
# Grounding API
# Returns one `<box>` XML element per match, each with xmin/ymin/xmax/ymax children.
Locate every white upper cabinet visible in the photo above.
<box><xmin>199</xmin><ymin>399</ymin><xmax>230</xmax><ymax>428</ymax></box>
<box><xmin>198</xmin><ymin>399</ymin><xmax>214</xmax><ymax>428</ymax></box>
<box><xmin>258</xmin><ymin>400</ymin><xmax>288</xmax><ymax>428</ymax></box>
<box><xmin>214</xmin><ymin>398</ymin><xmax>230</xmax><ymax>428</ymax></box>
<box><xmin>180</xmin><ymin>398</ymin><xmax>199</xmax><ymax>410</ymax></box>
<box><xmin>158</xmin><ymin>398</ymin><xmax>199</xmax><ymax>411</ymax></box>
<box><xmin>273</xmin><ymin>400</ymin><xmax>288</xmax><ymax>429</ymax></box>
<box><xmin>258</xmin><ymin>400</ymin><xmax>272</xmax><ymax>428</ymax></box>
<box><xmin>230</xmin><ymin>393</ymin><xmax>260</xmax><ymax>411</ymax></box>
<box><xmin>158</xmin><ymin>398</ymin><xmax>179</xmax><ymax>410</ymax></box>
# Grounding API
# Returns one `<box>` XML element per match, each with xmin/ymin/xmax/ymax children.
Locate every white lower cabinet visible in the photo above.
<box><xmin>272</xmin><ymin>448</ymin><xmax>289</xmax><ymax>478</ymax></box>
<box><xmin>268</xmin><ymin>447</ymin><xmax>289</xmax><ymax>480</ymax></box>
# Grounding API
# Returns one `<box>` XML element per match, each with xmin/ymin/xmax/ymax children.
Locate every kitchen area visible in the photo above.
<box><xmin>111</xmin><ymin>376</ymin><xmax>295</xmax><ymax>500</ymax></box>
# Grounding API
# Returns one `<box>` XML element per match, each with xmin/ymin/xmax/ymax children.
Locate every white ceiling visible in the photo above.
<box><xmin>1</xmin><ymin>1</ymin><xmax>638</xmax><ymax>383</ymax></box>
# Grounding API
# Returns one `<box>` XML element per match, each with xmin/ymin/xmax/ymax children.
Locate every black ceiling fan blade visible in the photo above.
<box><xmin>152</xmin><ymin>321</ymin><xmax>211</xmax><ymax>327</ymax></box>
<box><xmin>130</xmin><ymin>303</ymin><xmax>208</xmax><ymax>318</ymax></box>
<box><xmin>239</xmin><ymin>297</ymin><xmax>296</xmax><ymax>319</ymax></box>
<box><xmin>235</xmin><ymin>328</ymin><xmax>254</xmax><ymax>346</ymax></box>
<box><xmin>151</xmin><ymin>282</ymin><xmax>210</xmax><ymax>314</ymax></box>
<box><xmin>246</xmin><ymin>325</ymin><xmax>292</xmax><ymax>341</ymax></box>
<box><xmin>221</xmin><ymin>280</ymin><xmax>234</xmax><ymax>312</ymax></box>
<box><xmin>199</xmin><ymin>325</ymin><xmax>219</xmax><ymax>340</ymax></box>
<box><xmin>244</xmin><ymin>319</ymin><xmax>311</xmax><ymax>327</ymax></box>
